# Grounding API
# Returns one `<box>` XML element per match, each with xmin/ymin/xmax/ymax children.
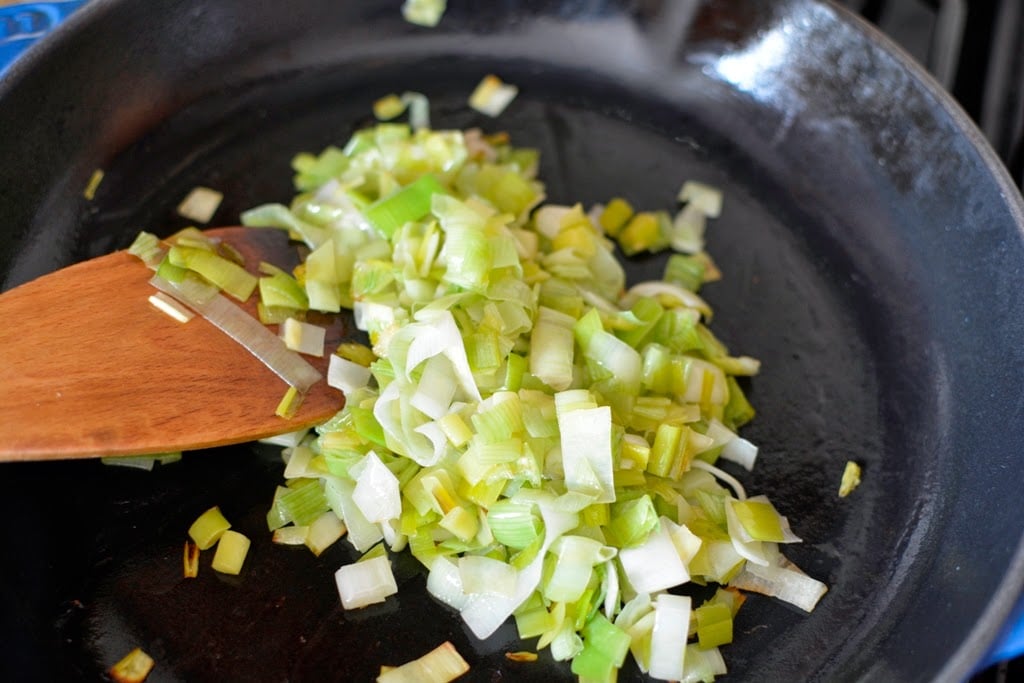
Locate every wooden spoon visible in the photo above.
<box><xmin>0</xmin><ymin>227</ymin><xmax>352</xmax><ymax>461</ymax></box>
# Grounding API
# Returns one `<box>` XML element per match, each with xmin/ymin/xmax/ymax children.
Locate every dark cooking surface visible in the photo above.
<box><xmin>1</xmin><ymin>1</ymin><xmax>1024</xmax><ymax>681</ymax></box>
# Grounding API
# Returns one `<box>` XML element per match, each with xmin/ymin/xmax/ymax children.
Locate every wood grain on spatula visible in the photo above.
<box><xmin>0</xmin><ymin>227</ymin><xmax>350</xmax><ymax>461</ymax></box>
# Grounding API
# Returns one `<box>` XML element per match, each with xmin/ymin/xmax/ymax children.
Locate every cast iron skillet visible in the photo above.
<box><xmin>1</xmin><ymin>1</ymin><xmax>1023</xmax><ymax>681</ymax></box>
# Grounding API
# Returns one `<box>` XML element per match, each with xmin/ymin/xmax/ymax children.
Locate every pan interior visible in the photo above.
<box><xmin>1</xmin><ymin>1</ymin><xmax>1022</xmax><ymax>681</ymax></box>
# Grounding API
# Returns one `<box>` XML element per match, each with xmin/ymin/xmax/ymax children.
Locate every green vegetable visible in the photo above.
<box><xmin>234</xmin><ymin>121</ymin><xmax>828</xmax><ymax>682</ymax></box>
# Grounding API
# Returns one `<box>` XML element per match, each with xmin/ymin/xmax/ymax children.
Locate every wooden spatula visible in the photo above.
<box><xmin>0</xmin><ymin>227</ymin><xmax>351</xmax><ymax>461</ymax></box>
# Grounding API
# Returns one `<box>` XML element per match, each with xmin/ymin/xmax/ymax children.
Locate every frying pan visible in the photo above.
<box><xmin>1</xmin><ymin>0</ymin><xmax>1023</xmax><ymax>681</ymax></box>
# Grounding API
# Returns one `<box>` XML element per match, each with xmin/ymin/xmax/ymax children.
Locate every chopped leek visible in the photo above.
<box><xmin>108</xmin><ymin>647</ymin><xmax>155</xmax><ymax>683</ymax></box>
<box><xmin>335</xmin><ymin>554</ymin><xmax>398</xmax><ymax>609</ymax></box>
<box><xmin>188</xmin><ymin>506</ymin><xmax>231</xmax><ymax>550</ymax></box>
<box><xmin>377</xmin><ymin>641</ymin><xmax>469</xmax><ymax>683</ymax></box>
<box><xmin>231</xmin><ymin>120</ymin><xmax>828</xmax><ymax>682</ymax></box>
<box><xmin>401</xmin><ymin>0</ymin><xmax>446</xmax><ymax>28</ymax></box>
<box><xmin>469</xmin><ymin>74</ymin><xmax>519</xmax><ymax>117</ymax></box>
<box><xmin>839</xmin><ymin>460</ymin><xmax>862</xmax><ymax>497</ymax></box>
<box><xmin>176</xmin><ymin>186</ymin><xmax>224</xmax><ymax>223</ymax></box>
<box><xmin>211</xmin><ymin>529</ymin><xmax>251</xmax><ymax>575</ymax></box>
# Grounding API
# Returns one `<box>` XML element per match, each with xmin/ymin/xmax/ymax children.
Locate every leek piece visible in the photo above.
<box><xmin>377</xmin><ymin>642</ymin><xmax>469</xmax><ymax>683</ymax></box>
<box><xmin>272</xmin><ymin>525</ymin><xmax>309</xmax><ymax>546</ymax></box>
<box><xmin>188</xmin><ymin>506</ymin><xmax>231</xmax><ymax>550</ymax></box>
<box><xmin>730</xmin><ymin>499</ymin><xmax>786</xmax><ymax>542</ymax></box>
<box><xmin>150</xmin><ymin>275</ymin><xmax>322</xmax><ymax>392</ymax></box>
<box><xmin>694</xmin><ymin>602</ymin><xmax>733</xmax><ymax>649</ymax></box>
<box><xmin>306</xmin><ymin>511</ymin><xmax>346</xmax><ymax>556</ymax></box>
<box><xmin>83</xmin><ymin>169</ymin><xmax>104</xmax><ymax>201</ymax></box>
<box><xmin>664</xmin><ymin>253</ymin><xmax>708</xmax><ymax>292</ymax></box>
<box><xmin>177</xmin><ymin>186</ymin><xmax>223</xmax><ymax>223</ymax></box>
<box><xmin>606</xmin><ymin>495</ymin><xmax>659</xmax><ymax>548</ymax></box>
<box><xmin>723</xmin><ymin>376</ymin><xmax>755</xmax><ymax>429</ymax></box>
<box><xmin>571</xmin><ymin>613</ymin><xmax>632</xmax><ymax>679</ymax></box>
<box><xmin>401</xmin><ymin>0</ymin><xmax>447</xmax><ymax>28</ymax></box>
<box><xmin>327</xmin><ymin>354</ymin><xmax>373</xmax><ymax>394</ymax></box>
<box><xmin>729</xmin><ymin>558</ymin><xmax>828</xmax><ymax>612</ymax></box>
<box><xmin>469</xmin><ymin>74</ymin><xmax>519</xmax><ymax>117</ymax></box>
<box><xmin>147</xmin><ymin>292</ymin><xmax>194</xmax><ymax>323</ymax></box>
<box><xmin>374</xmin><ymin>93</ymin><xmax>407</xmax><ymax>121</ymax></box>
<box><xmin>259</xmin><ymin>268</ymin><xmax>308</xmax><ymax>310</ymax></box>
<box><xmin>108</xmin><ymin>647</ymin><xmax>155</xmax><ymax>683</ymax></box>
<box><xmin>678</xmin><ymin>180</ymin><xmax>723</xmax><ymax>218</ymax></box>
<box><xmin>459</xmin><ymin>555</ymin><xmax>517</xmax><ymax>596</ymax></box>
<box><xmin>167</xmin><ymin>244</ymin><xmax>257</xmax><ymax>301</ymax></box>
<box><xmin>599</xmin><ymin>198</ymin><xmax>634</xmax><ymax>237</ymax></box>
<box><xmin>335</xmin><ymin>555</ymin><xmax>398</xmax><ymax>609</ymax></box>
<box><xmin>530</xmin><ymin>307</ymin><xmax>576</xmax><ymax>391</ymax></box>
<box><xmin>617</xmin><ymin>212</ymin><xmax>666</xmax><ymax>256</ymax></box>
<box><xmin>486</xmin><ymin>500</ymin><xmax>541</xmax><ymax>549</ymax></box>
<box><xmin>353</xmin><ymin>452</ymin><xmax>402</xmax><ymax>523</ymax></box>
<box><xmin>365</xmin><ymin>174</ymin><xmax>445</xmax><ymax>238</ymax></box>
<box><xmin>280</xmin><ymin>318</ymin><xmax>326</xmax><ymax>357</ymax></box>
<box><xmin>211</xmin><ymin>529</ymin><xmax>251</xmax><ymax>575</ymax></box>
<box><xmin>617</xmin><ymin>518</ymin><xmax>690</xmax><ymax>594</ymax></box>
<box><xmin>127</xmin><ymin>231</ymin><xmax>163</xmax><ymax>268</ymax></box>
<box><xmin>183</xmin><ymin>541</ymin><xmax>200</xmax><ymax>579</ymax></box>
<box><xmin>336</xmin><ymin>342</ymin><xmax>377</xmax><ymax>367</ymax></box>
<box><xmin>278</xmin><ymin>478</ymin><xmax>330</xmax><ymax>526</ymax></box>
<box><xmin>275</xmin><ymin>385</ymin><xmax>304</xmax><ymax>419</ymax></box>
<box><xmin>649</xmin><ymin>594</ymin><xmax>691</xmax><ymax>681</ymax></box>
<box><xmin>839</xmin><ymin>460</ymin><xmax>862</xmax><ymax>497</ymax></box>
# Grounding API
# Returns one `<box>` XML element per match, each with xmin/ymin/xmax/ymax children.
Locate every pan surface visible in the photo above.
<box><xmin>1</xmin><ymin>1</ymin><xmax>1023</xmax><ymax>681</ymax></box>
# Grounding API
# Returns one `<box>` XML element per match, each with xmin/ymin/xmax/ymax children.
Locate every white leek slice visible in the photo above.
<box><xmin>401</xmin><ymin>0</ymin><xmax>446</xmax><ymax>27</ymax></box>
<box><xmin>619</xmin><ymin>281</ymin><xmax>712</xmax><ymax>319</ymax></box>
<box><xmin>618</xmin><ymin>517</ymin><xmax>690</xmax><ymax>593</ymax></box>
<box><xmin>426</xmin><ymin>556</ymin><xmax>469</xmax><ymax>609</ymax></box>
<box><xmin>150</xmin><ymin>275</ymin><xmax>321</xmax><ymax>392</ymax></box>
<box><xmin>280</xmin><ymin>318</ymin><xmax>326</xmax><ymax>357</ymax></box>
<box><xmin>377</xmin><ymin>641</ymin><xmax>469</xmax><ymax>683</ymax></box>
<box><xmin>352</xmin><ymin>451</ymin><xmax>401</xmax><ymax>523</ymax></box>
<box><xmin>469</xmin><ymin>74</ymin><xmax>519</xmax><ymax>117</ymax></box>
<box><xmin>323</xmin><ymin>476</ymin><xmax>383</xmax><ymax>552</ymax></box>
<box><xmin>459</xmin><ymin>555</ymin><xmax>517</xmax><ymax>597</ymax></box>
<box><xmin>529</xmin><ymin>307</ymin><xmax>575</xmax><ymax>391</ymax></box>
<box><xmin>177</xmin><ymin>186</ymin><xmax>223</xmax><ymax>223</ymax></box>
<box><xmin>557</xmin><ymin>402</ymin><xmax>615</xmax><ymax>503</ymax></box>
<box><xmin>729</xmin><ymin>557</ymin><xmax>828</xmax><ymax>612</ymax></box>
<box><xmin>335</xmin><ymin>554</ymin><xmax>398</xmax><ymax>609</ymax></box>
<box><xmin>649</xmin><ymin>594</ymin><xmax>691</xmax><ymax>681</ymax></box>
<box><xmin>327</xmin><ymin>354</ymin><xmax>373</xmax><ymax>394</ymax></box>
<box><xmin>148</xmin><ymin>292</ymin><xmax>194</xmax><ymax>323</ymax></box>
<box><xmin>678</xmin><ymin>180</ymin><xmax>723</xmax><ymax>218</ymax></box>
<box><xmin>404</xmin><ymin>310</ymin><xmax>482</xmax><ymax>402</ymax></box>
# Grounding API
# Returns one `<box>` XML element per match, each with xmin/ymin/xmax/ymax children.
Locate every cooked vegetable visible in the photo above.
<box><xmin>176</xmin><ymin>186</ymin><xmax>224</xmax><ymax>223</ymax></box>
<box><xmin>108</xmin><ymin>647</ymin><xmax>155</xmax><ymax>683</ymax></box>
<box><xmin>183</xmin><ymin>541</ymin><xmax>200</xmax><ymax>578</ymax></box>
<box><xmin>211</xmin><ymin>529</ymin><xmax>251</xmax><ymax>575</ymax></box>
<box><xmin>188</xmin><ymin>505</ymin><xmax>231</xmax><ymax>550</ymax></box>
<box><xmin>839</xmin><ymin>460</ymin><xmax>862</xmax><ymax>497</ymax></box>
<box><xmin>207</xmin><ymin>119</ymin><xmax>824</xmax><ymax>680</ymax></box>
<box><xmin>469</xmin><ymin>75</ymin><xmax>519</xmax><ymax>117</ymax></box>
<box><xmin>83</xmin><ymin>169</ymin><xmax>104</xmax><ymax>201</ymax></box>
<box><xmin>402</xmin><ymin>0</ymin><xmax>447</xmax><ymax>28</ymax></box>
<box><xmin>378</xmin><ymin>641</ymin><xmax>469</xmax><ymax>683</ymax></box>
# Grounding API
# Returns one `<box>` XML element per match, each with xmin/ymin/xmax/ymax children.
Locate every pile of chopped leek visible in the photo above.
<box><xmin>238</xmin><ymin>122</ymin><xmax>826</xmax><ymax>682</ymax></box>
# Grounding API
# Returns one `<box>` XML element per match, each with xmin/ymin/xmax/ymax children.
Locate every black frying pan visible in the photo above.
<box><xmin>1</xmin><ymin>1</ymin><xmax>1023</xmax><ymax>681</ymax></box>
